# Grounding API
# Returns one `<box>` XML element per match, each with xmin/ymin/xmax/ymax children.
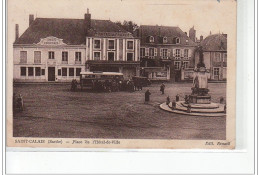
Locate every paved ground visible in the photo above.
<box><xmin>13</xmin><ymin>82</ymin><xmax>226</xmax><ymax>140</ymax></box>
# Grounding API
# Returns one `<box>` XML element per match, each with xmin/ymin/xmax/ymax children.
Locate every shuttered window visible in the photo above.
<box><xmin>34</xmin><ymin>51</ymin><xmax>41</xmax><ymax>63</ymax></box>
<box><xmin>20</xmin><ymin>51</ymin><xmax>27</xmax><ymax>63</ymax></box>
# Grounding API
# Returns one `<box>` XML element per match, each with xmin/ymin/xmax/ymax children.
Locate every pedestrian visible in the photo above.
<box><xmin>220</xmin><ymin>97</ymin><xmax>224</xmax><ymax>104</ymax></box>
<box><xmin>160</xmin><ymin>83</ymin><xmax>165</xmax><ymax>94</ymax></box>
<box><xmin>187</xmin><ymin>103</ymin><xmax>191</xmax><ymax>113</ymax></box>
<box><xmin>171</xmin><ymin>100</ymin><xmax>176</xmax><ymax>110</ymax></box>
<box><xmin>17</xmin><ymin>94</ymin><xmax>24</xmax><ymax>111</ymax></box>
<box><xmin>176</xmin><ymin>94</ymin><xmax>179</xmax><ymax>102</ymax></box>
<box><xmin>166</xmin><ymin>96</ymin><xmax>170</xmax><ymax>106</ymax></box>
<box><xmin>145</xmin><ymin>89</ymin><xmax>151</xmax><ymax>102</ymax></box>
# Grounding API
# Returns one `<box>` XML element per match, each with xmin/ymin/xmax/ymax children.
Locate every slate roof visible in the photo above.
<box><xmin>139</xmin><ymin>25</ymin><xmax>197</xmax><ymax>46</ymax></box>
<box><xmin>14</xmin><ymin>18</ymin><xmax>131</xmax><ymax>45</ymax></box>
<box><xmin>200</xmin><ymin>34</ymin><xmax>227</xmax><ymax>51</ymax></box>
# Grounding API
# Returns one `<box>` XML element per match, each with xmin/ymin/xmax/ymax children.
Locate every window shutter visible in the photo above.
<box><xmin>167</xmin><ymin>50</ymin><xmax>170</xmax><ymax>57</ymax></box>
<box><xmin>173</xmin><ymin>49</ymin><xmax>176</xmax><ymax>57</ymax></box>
<box><xmin>145</xmin><ymin>48</ymin><xmax>149</xmax><ymax>56</ymax></box>
<box><xmin>188</xmin><ymin>49</ymin><xmax>191</xmax><ymax>58</ymax></box>
<box><xmin>160</xmin><ymin>48</ymin><xmax>163</xmax><ymax>56</ymax></box>
<box><xmin>154</xmin><ymin>48</ymin><xmax>157</xmax><ymax>56</ymax></box>
<box><xmin>180</xmin><ymin>49</ymin><xmax>184</xmax><ymax>57</ymax></box>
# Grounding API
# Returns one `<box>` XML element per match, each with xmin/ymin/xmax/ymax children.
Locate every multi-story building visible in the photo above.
<box><xmin>13</xmin><ymin>10</ymin><xmax>140</xmax><ymax>82</ymax></box>
<box><xmin>195</xmin><ymin>34</ymin><xmax>227</xmax><ymax>80</ymax></box>
<box><xmin>138</xmin><ymin>25</ymin><xmax>197</xmax><ymax>81</ymax></box>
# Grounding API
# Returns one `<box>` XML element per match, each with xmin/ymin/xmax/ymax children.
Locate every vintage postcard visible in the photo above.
<box><xmin>7</xmin><ymin>0</ymin><xmax>236</xmax><ymax>149</ymax></box>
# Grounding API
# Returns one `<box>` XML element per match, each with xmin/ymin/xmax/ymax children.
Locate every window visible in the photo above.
<box><xmin>163</xmin><ymin>37</ymin><xmax>167</xmax><ymax>43</ymax></box>
<box><xmin>184</xmin><ymin>49</ymin><xmax>189</xmax><ymax>59</ymax></box>
<box><xmin>94</xmin><ymin>39</ymin><xmax>101</xmax><ymax>49</ymax></box>
<box><xmin>162</xmin><ymin>48</ymin><xmax>168</xmax><ymax>58</ymax></box>
<box><xmin>58</xmin><ymin>69</ymin><xmax>61</xmax><ymax>76</ymax></box>
<box><xmin>214</xmin><ymin>67</ymin><xmax>220</xmax><ymax>76</ymax></box>
<box><xmin>94</xmin><ymin>52</ymin><xmax>101</xmax><ymax>60</ymax></box>
<box><xmin>183</xmin><ymin>61</ymin><xmax>189</xmax><ymax>69</ymax></box>
<box><xmin>76</xmin><ymin>68</ymin><xmax>81</xmax><ymax>76</ymax></box>
<box><xmin>145</xmin><ymin>48</ymin><xmax>149</xmax><ymax>56</ymax></box>
<box><xmin>223</xmin><ymin>53</ymin><xmax>227</xmax><ymax>62</ymax></box>
<box><xmin>174</xmin><ymin>61</ymin><xmax>181</xmax><ymax>70</ymax></box>
<box><xmin>34</xmin><ymin>51</ymin><xmax>41</xmax><ymax>63</ymax></box>
<box><xmin>149</xmin><ymin>36</ymin><xmax>154</xmax><ymax>43</ymax></box>
<box><xmin>127</xmin><ymin>41</ymin><xmax>134</xmax><ymax>50</ymax></box>
<box><xmin>28</xmin><ymin>67</ymin><xmax>34</xmax><ymax>76</ymax></box>
<box><xmin>127</xmin><ymin>52</ymin><xmax>134</xmax><ymax>61</ymax></box>
<box><xmin>62</xmin><ymin>51</ymin><xmax>68</xmax><ymax>62</ymax></box>
<box><xmin>48</xmin><ymin>51</ymin><xmax>55</xmax><ymax>59</ymax></box>
<box><xmin>176</xmin><ymin>37</ymin><xmax>180</xmax><ymax>44</ymax></box>
<box><xmin>35</xmin><ymin>67</ymin><xmax>41</xmax><ymax>76</ymax></box>
<box><xmin>174</xmin><ymin>37</ymin><xmax>180</xmax><ymax>44</ymax></box>
<box><xmin>108</xmin><ymin>40</ymin><xmax>115</xmax><ymax>50</ymax></box>
<box><xmin>149</xmin><ymin>48</ymin><xmax>154</xmax><ymax>57</ymax></box>
<box><xmin>62</xmin><ymin>68</ymin><xmax>67</xmax><ymax>77</ymax></box>
<box><xmin>108</xmin><ymin>52</ymin><xmax>115</xmax><ymax>61</ymax></box>
<box><xmin>69</xmin><ymin>68</ymin><xmax>74</xmax><ymax>76</ymax></box>
<box><xmin>20</xmin><ymin>67</ymin><xmax>26</xmax><ymax>76</ymax></box>
<box><xmin>215</xmin><ymin>52</ymin><xmax>221</xmax><ymax>62</ymax></box>
<box><xmin>41</xmin><ymin>69</ymin><xmax>45</xmax><ymax>75</ymax></box>
<box><xmin>75</xmin><ymin>52</ymin><xmax>81</xmax><ymax>61</ymax></box>
<box><xmin>140</xmin><ymin>48</ymin><xmax>145</xmax><ymax>57</ymax></box>
<box><xmin>20</xmin><ymin>51</ymin><xmax>27</xmax><ymax>63</ymax></box>
<box><xmin>175</xmin><ymin>49</ymin><xmax>181</xmax><ymax>59</ymax></box>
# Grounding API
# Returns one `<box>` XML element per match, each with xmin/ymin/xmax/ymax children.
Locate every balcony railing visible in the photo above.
<box><xmin>61</xmin><ymin>61</ymin><xmax>68</xmax><ymax>64</ymax></box>
<box><xmin>75</xmin><ymin>60</ymin><xmax>81</xmax><ymax>64</ymax></box>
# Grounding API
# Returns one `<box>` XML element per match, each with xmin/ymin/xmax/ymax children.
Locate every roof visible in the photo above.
<box><xmin>139</xmin><ymin>25</ymin><xmax>197</xmax><ymax>46</ymax></box>
<box><xmin>200</xmin><ymin>34</ymin><xmax>227</xmax><ymax>51</ymax></box>
<box><xmin>14</xmin><ymin>18</ymin><xmax>131</xmax><ymax>45</ymax></box>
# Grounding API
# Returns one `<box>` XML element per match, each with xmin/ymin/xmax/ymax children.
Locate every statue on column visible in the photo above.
<box><xmin>192</xmin><ymin>46</ymin><xmax>210</xmax><ymax>96</ymax></box>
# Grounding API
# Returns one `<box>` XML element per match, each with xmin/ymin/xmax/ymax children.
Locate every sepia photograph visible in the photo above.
<box><xmin>7</xmin><ymin>0</ymin><xmax>236</xmax><ymax>149</ymax></box>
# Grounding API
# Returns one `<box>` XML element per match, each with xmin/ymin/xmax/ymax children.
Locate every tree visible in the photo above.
<box><xmin>115</xmin><ymin>20</ymin><xmax>139</xmax><ymax>34</ymax></box>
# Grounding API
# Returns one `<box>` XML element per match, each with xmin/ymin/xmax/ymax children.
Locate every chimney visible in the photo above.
<box><xmin>29</xmin><ymin>14</ymin><xmax>34</xmax><ymax>26</ymax></box>
<box><xmin>15</xmin><ymin>24</ymin><xmax>19</xmax><ymax>41</ymax></box>
<box><xmin>189</xmin><ymin>26</ymin><xmax>196</xmax><ymax>42</ymax></box>
<box><xmin>200</xmin><ymin>35</ymin><xmax>203</xmax><ymax>41</ymax></box>
<box><xmin>84</xmin><ymin>8</ymin><xmax>91</xmax><ymax>34</ymax></box>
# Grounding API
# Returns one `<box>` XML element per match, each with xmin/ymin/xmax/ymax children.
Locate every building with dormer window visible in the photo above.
<box><xmin>195</xmin><ymin>33</ymin><xmax>227</xmax><ymax>81</ymax></box>
<box><xmin>138</xmin><ymin>25</ymin><xmax>197</xmax><ymax>81</ymax></box>
<box><xmin>13</xmin><ymin>10</ymin><xmax>140</xmax><ymax>82</ymax></box>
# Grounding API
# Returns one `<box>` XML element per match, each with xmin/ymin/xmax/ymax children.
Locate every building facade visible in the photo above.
<box><xmin>195</xmin><ymin>34</ymin><xmax>227</xmax><ymax>80</ymax></box>
<box><xmin>13</xmin><ymin>11</ymin><xmax>140</xmax><ymax>82</ymax></box>
<box><xmin>138</xmin><ymin>25</ymin><xmax>197</xmax><ymax>81</ymax></box>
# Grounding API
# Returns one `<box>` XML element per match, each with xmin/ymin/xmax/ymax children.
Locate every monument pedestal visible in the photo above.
<box><xmin>189</xmin><ymin>95</ymin><xmax>211</xmax><ymax>104</ymax></box>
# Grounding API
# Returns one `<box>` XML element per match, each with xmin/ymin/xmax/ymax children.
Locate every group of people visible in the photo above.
<box><xmin>144</xmin><ymin>83</ymin><xmax>166</xmax><ymax>102</ymax></box>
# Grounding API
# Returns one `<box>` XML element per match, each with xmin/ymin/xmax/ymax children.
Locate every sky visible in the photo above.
<box><xmin>8</xmin><ymin>0</ymin><xmax>236</xmax><ymax>42</ymax></box>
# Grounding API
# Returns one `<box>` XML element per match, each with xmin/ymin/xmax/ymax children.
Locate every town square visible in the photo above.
<box><xmin>11</xmin><ymin>3</ymin><xmax>230</xmax><ymax>142</ymax></box>
<box><xmin>13</xmin><ymin>82</ymin><xmax>226</xmax><ymax>139</ymax></box>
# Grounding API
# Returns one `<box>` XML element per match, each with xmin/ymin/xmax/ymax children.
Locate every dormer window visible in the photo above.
<box><xmin>176</xmin><ymin>37</ymin><xmax>180</xmax><ymax>44</ymax></box>
<box><xmin>149</xmin><ymin>36</ymin><xmax>154</xmax><ymax>43</ymax></box>
<box><xmin>163</xmin><ymin>37</ymin><xmax>167</xmax><ymax>43</ymax></box>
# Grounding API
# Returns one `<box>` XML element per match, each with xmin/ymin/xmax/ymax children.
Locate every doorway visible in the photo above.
<box><xmin>48</xmin><ymin>67</ymin><xmax>55</xmax><ymax>81</ymax></box>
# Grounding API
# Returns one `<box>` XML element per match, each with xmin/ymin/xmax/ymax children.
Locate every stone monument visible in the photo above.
<box><xmin>189</xmin><ymin>46</ymin><xmax>211</xmax><ymax>104</ymax></box>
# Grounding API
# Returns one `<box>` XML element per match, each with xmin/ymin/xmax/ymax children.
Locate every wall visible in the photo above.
<box><xmin>13</xmin><ymin>45</ymin><xmax>86</xmax><ymax>82</ymax></box>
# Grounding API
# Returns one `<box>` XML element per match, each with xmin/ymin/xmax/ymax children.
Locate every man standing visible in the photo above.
<box><xmin>160</xmin><ymin>83</ymin><xmax>165</xmax><ymax>94</ymax></box>
<box><xmin>145</xmin><ymin>89</ymin><xmax>151</xmax><ymax>102</ymax></box>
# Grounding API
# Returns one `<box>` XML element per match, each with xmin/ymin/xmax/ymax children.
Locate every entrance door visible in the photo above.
<box><xmin>48</xmin><ymin>67</ymin><xmax>55</xmax><ymax>81</ymax></box>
